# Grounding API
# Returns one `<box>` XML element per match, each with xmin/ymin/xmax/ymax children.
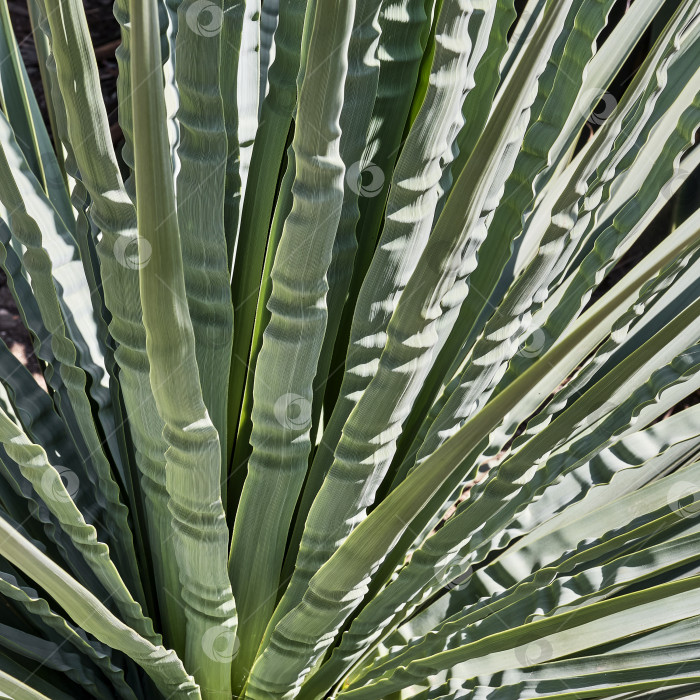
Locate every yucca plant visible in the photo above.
<box><xmin>0</xmin><ymin>0</ymin><xmax>699</xmax><ymax>697</ymax></box>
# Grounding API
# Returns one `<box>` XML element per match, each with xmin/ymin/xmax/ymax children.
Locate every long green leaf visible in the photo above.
<box><xmin>321</xmin><ymin>0</ymin><xmax>432</xmax><ymax>421</ymax></box>
<box><xmin>39</xmin><ymin>0</ymin><xmax>186</xmax><ymax>651</ymax></box>
<box><xmin>0</xmin><ymin>668</ymin><xmax>52</xmax><ymax>700</ymax></box>
<box><xmin>0</xmin><ymin>514</ymin><xmax>200</xmax><ymax>700</ymax></box>
<box><xmin>174</xmin><ymin>0</ymin><xmax>234</xmax><ymax>482</ymax></box>
<box><xmin>290</xmin><ymin>0</ymin><xmax>498</xmax><ymax>559</ymax></box>
<box><xmin>129</xmin><ymin>1</ymin><xmax>238</xmax><ymax>697</ymax></box>
<box><xmin>339</xmin><ymin>574</ymin><xmax>700</xmax><ymax>698</ymax></box>
<box><xmin>0</xmin><ymin>408</ymin><xmax>157</xmax><ymax>643</ymax></box>
<box><xmin>0</xmin><ymin>113</ymin><xmax>146</xmax><ymax>610</ymax></box>
<box><xmin>228</xmin><ymin>0</ymin><xmax>357</xmax><ymax>687</ymax></box>
<box><xmin>0</xmin><ymin>569</ymin><xmax>137</xmax><ymax>700</ymax></box>
<box><xmin>266</xmin><ymin>0</ymin><xmax>580</xmax><ymax>667</ymax></box>
<box><xmin>226</xmin><ymin>0</ymin><xmax>308</xmax><ymax>477</ymax></box>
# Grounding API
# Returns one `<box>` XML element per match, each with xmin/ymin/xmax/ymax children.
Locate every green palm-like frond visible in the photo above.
<box><xmin>0</xmin><ymin>0</ymin><xmax>697</xmax><ymax>698</ymax></box>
